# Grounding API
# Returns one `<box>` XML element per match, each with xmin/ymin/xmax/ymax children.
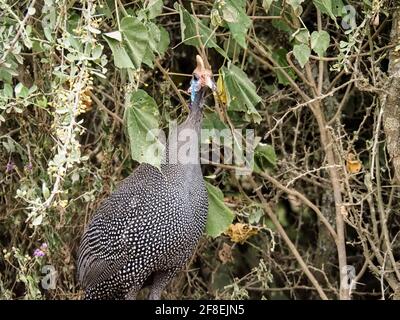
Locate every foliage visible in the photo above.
<box><xmin>125</xmin><ymin>89</ymin><xmax>163</xmax><ymax>168</ymax></box>
<box><xmin>205</xmin><ymin>181</ymin><xmax>235</xmax><ymax>238</ymax></box>
<box><xmin>1</xmin><ymin>0</ymin><xmax>399</xmax><ymax>300</ymax></box>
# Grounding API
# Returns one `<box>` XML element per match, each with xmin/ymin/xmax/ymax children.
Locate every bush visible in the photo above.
<box><xmin>1</xmin><ymin>0</ymin><xmax>400</xmax><ymax>300</ymax></box>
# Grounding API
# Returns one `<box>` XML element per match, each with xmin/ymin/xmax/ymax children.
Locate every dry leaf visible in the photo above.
<box><xmin>371</xmin><ymin>13</ymin><xmax>379</xmax><ymax>27</ymax></box>
<box><xmin>225</xmin><ymin>223</ymin><xmax>258</xmax><ymax>244</ymax></box>
<box><xmin>346</xmin><ymin>152</ymin><xmax>362</xmax><ymax>173</ymax></box>
<box><xmin>218</xmin><ymin>242</ymin><xmax>233</xmax><ymax>264</ymax></box>
<box><xmin>80</xmin><ymin>88</ymin><xmax>93</xmax><ymax>112</ymax></box>
<box><xmin>216</xmin><ymin>75</ymin><xmax>227</xmax><ymax>105</ymax></box>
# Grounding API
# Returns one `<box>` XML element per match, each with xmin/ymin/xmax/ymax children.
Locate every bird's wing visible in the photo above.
<box><xmin>77</xmin><ymin>199</ymin><xmax>131</xmax><ymax>289</ymax></box>
<box><xmin>77</xmin><ymin>164</ymin><xmax>168</xmax><ymax>289</ymax></box>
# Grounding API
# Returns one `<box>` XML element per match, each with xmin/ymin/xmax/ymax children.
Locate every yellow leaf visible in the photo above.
<box><xmin>59</xmin><ymin>200</ymin><xmax>68</xmax><ymax>208</ymax></box>
<box><xmin>217</xmin><ymin>75</ymin><xmax>227</xmax><ymax>105</ymax></box>
<box><xmin>225</xmin><ymin>223</ymin><xmax>258</xmax><ymax>244</ymax></box>
<box><xmin>346</xmin><ymin>153</ymin><xmax>362</xmax><ymax>173</ymax></box>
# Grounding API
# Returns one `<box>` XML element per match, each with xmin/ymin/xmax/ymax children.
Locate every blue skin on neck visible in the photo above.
<box><xmin>190</xmin><ymin>78</ymin><xmax>201</xmax><ymax>106</ymax></box>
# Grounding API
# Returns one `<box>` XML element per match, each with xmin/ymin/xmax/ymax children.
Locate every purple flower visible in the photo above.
<box><xmin>33</xmin><ymin>249</ymin><xmax>45</xmax><ymax>257</ymax></box>
<box><xmin>5</xmin><ymin>161</ymin><xmax>14</xmax><ymax>173</ymax></box>
<box><xmin>25</xmin><ymin>162</ymin><xmax>33</xmax><ymax>171</ymax></box>
<box><xmin>40</xmin><ymin>242</ymin><xmax>48</xmax><ymax>250</ymax></box>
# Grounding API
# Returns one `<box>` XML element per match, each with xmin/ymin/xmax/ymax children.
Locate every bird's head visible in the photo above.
<box><xmin>188</xmin><ymin>55</ymin><xmax>216</xmax><ymax>105</ymax></box>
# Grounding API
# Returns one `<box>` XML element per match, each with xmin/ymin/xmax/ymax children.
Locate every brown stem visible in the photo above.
<box><xmin>310</xmin><ymin>104</ymin><xmax>349</xmax><ymax>300</ymax></box>
<box><xmin>155</xmin><ymin>60</ymin><xmax>189</xmax><ymax>111</ymax></box>
<box><xmin>248</xmin><ymin>34</ymin><xmax>350</xmax><ymax>300</ymax></box>
<box><xmin>248</xmin><ymin>176</ymin><xmax>329</xmax><ymax>300</ymax></box>
<box><xmin>257</xmin><ymin>170</ymin><xmax>338</xmax><ymax>242</ymax></box>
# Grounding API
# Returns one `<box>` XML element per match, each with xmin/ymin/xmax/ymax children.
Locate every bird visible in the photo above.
<box><xmin>77</xmin><ymin>55</ymin><xmax>216</xmax><ymax>300</ymax></box>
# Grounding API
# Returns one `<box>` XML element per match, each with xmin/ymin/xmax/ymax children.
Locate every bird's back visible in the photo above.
<box><xmin>77</xmin><ymin>162</ymin><xmax>208</xmax><ymax>299</ymax></box>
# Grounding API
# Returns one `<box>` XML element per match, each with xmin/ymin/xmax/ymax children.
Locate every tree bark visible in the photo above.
<box><xmin>382</xmin><ymin>10</ymin><xmax>400</xmax><ymax>182</ymax></box>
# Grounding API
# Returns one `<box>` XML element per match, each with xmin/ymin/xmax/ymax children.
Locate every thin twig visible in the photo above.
<box><xmin>89</xmin><ymin>92</ymin><xmax>123</xmax><ymax>124</ymax></box>
<box><xmin>257</xmin><ymin>170</ymin><xmax>338</xmax><ymax>242</ymax></box>
<box><xmin>155</xmin><ymin>59</ymin><xmax>189</xmax><ymax>111</ymax></box>
<box><xmin>248</xmin><ymin>176</ymin><xmax>329</xmax><ymax>300</ymax></box>
<box><xmin>0</xmin><ymin>0</ymin><xmax>36</xmax><ymax>66</ymax></box>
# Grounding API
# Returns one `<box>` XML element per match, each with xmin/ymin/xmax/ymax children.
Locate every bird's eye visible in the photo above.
<box><xmin>192</xmin><ymin>74</ymin><xmax>199</xmax><ymax>81</ymax></box>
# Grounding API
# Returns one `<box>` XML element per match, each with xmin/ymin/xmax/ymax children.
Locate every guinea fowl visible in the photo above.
<box><xmin>77</xmin><ymin>55</ymin><xmax>215</xmax><ymax>300</ymax></box>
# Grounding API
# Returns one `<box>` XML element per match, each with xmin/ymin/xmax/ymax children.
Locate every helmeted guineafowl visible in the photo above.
<box><xmin>77</xmin><ymin>55</ymin><xmax>215</xmax><ymax>300</ymax></box>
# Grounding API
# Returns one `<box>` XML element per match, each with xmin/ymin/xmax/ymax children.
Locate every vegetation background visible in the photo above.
<box><xmin>1</xmin><ymin>0</ymin><xmax>400</xmax><ymax>300</ymax></box>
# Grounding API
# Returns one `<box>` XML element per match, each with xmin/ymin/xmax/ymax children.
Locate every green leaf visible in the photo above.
<box><xmin>104</xmin><ymin>16</ymin><xmax>166</xmax><ymax>69</ymax></box>
<box><xmin>142</xmin><ymin>47</ymin><xmax>155</xmax><ymax>68</ymax></box>
<box><xmin>125</xmin><ymin>89</ymin><xmax>163</xmax><ymax>168</ymax></box>
<box><xmin>332</xmin><ymin>0</ymin><xmax>345</xmax><ymax>17</ymax></box>
<box><xmin>222</xmin><ymin>5</ymin><xmax>238</xmax><ymax>22</ymax></box>
<box><xmin>205</xmin><ymin>182</ymin><xmax>235</xmax><ymax>237</ymax></box>
<box><xmin>91</xmin><ymin>44</ymin><xmax>104</xmax><ymax>60</ymax></box>
<box><xmin>219</xmin><ymin>0</ymin><xmax>251</xmax><ymax>48</ymax></box>
<box><xmin>313</xmin><ymin>0</ymin><xmax>334</xmax><ymax>20</ymax></box>
<box><xmin>220</xmin><ymin>64</ymin><xmax>262</xmax><ymax>123</ymax></box>
<box><xmin>210</xmin><ymin>8</ymin><xmax>223</xmax><ymax>27</ymax></box>
<box><xmin>272</xmin><ymin>48</ymin><xmax>296</xmax><ymax>85</ymax></box>
<box><xmin>42</xmin><ymin>182</ymin><xmax>50</xmax><ymax>199</ymax></box>
<box><xmin>104</xmin><ymin>31</ymin><xmax>122</xmax><ymax>41</ymax></box>
<box><xmin>201</xmin><ymin>111</ymin><xmax>229</xmax><ymax>144</ymax></box>
<box><xmin>313</xmin><ymin>0</ymin><xmax>344</xmax><ymax>24</ymax></box>
<box><xmin>175</xmin><ymin>3</ymin><xmax>228</xmax><ymax>58</ymax></box>
<box><xmin>262</xmin><ymin>0</ymin><xmax>274</xmax><ymax>13</ymax></box>
<box><xmin>146</xmin><ymin>22</ymin><xmax>161</xmax><ymax>53</ymax></box>
<box><xmin>146</xmin><ymin>0</ymin><xmax>163</xmax><ymax>19</ymax></box>
<box><xmin>202</xmin><ymin>111</ymin><xmax>228</xmax><ymax>131</ymax></box>
<box><xmin>269</xmin><ymin>0</ymin><xmax>294</xmax><ymax>33</ymax></box>
<box><xmin>120</xmin><ymin>17</ymin><xmax>148</xmax><ymax>68</ymax></box>
<box><xmin>254</xmin><ymin>143</ymin><xmax>277</xmax><ymax>171</ymax></box>
<box><xmin>249</xmin><ymin>207</ymin><xmax>264</xmax><ymax>224</ymax></box>
<box><xmin>141</xmin><ymin>22</ymin><xmax>160</xmax><ymax>68</ymax></box>
<box><xmin>15</xmin><ymin>83</ymin><xmax>29</xmax><ymax>98</ymax></box>
<box><xmin>293</xmin><ymin>43</ymin><xmax>310</xmax><ymax>68</ymax></box>
<box><xmin>32</xmin><ymin>214</ymin><xmax>43</xmax><ymax>226</ymax></box>
<box><xmin>103</xmin><ymin>36</ymin><xmax>135</xmax><ymax>69</ymax></box>
<box><xmin>223</xmin><ymin>37</ymin><xmax>241</xmax><ymax>59</ymax></box>
<box><xmin>287</xmin><ymin>0</ymin><xmax>305</xmax><ymax>12</ymax></box>
<box><xmin>311</xmin><ymin>30</ymin><xmax>330</xmax><ymax>57</ymax></box>
<box><xmin>272</xmin><ymin>20</ymin><xmax>294</xmax><ymax>33</ymax></box>
<box><xmin>3</xmin><ymin>83</ymin><xmax>13</xmax><ymax>98</ymax></box>
<box><xmin>292</xmin><ymin>28</ymin><xmax>310</xmax><ymax>44</ymax></box>
<box><xmin>145</xmin><ymin>22</ymin><xmax>170</xmax><ymax>58</ymax></box>
<box><xmin>157</xmin><ymin>26</ymin><xmax>170</xmax><ymax>56</ymax></box>
<box><xmin>139</xmin><ymin>23</ymin><xmax>170</xmax><ymax>68</ymax></box>
<box><xmin>28</xmin><ymin>84</ymin><xmax>37</xmax><ymax>95</ymax></box>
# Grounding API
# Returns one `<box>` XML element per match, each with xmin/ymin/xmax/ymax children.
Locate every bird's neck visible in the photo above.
<box><xmin>165</xmin><ymin>98</ymin><xmax>204</xmax><ymax>168</ymax></box>
<box><xmin>184</xmin><ymin>105</ymin><xmax>203</xmax><ymax>133</ymax></box>
<box><xmin>184</xmin><ymin>89</ymin><xmax>205</xmax><ymax>133</ymax></box>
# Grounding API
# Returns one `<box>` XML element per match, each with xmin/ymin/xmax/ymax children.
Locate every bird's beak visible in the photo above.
<box><xmin>205</xmin><ymin>75</ymin><xmax>216</xmax><ymax>92</ymax></box>
<box><xmin>194</xmin><ymin>55</ymin><xmax>216</xmax><ymax>92</ymax></box>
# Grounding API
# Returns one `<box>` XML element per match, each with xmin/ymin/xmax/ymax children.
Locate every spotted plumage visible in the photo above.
<box><xmin>77</xmin><ymin>56</ymin><xmax>214</xmax><ymax>300</ymax></box>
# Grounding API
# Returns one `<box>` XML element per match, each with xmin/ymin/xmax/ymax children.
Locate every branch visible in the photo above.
<box><xmin>0</xmin><ymin>0</ymin><xmax>36</xmax><ymax>66</ymax></box>
<box><xmin>257</xmin><ymin>170</ymin><xmax>338</xmax><ymax>242</ymax></box>
<box><xmin>382</xmin><ymin>10</ymin><xmax>400</xmax><ymax>182</ymax></box>
<box><xmin>248</xmin><ymin>176</ymin><xmax>329</xmax><ymax>300</ymax></box>
<box><xmin>155</xmin><ymin>59</ymin><xmax>189</xmax><ymax>112</ymax></box>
